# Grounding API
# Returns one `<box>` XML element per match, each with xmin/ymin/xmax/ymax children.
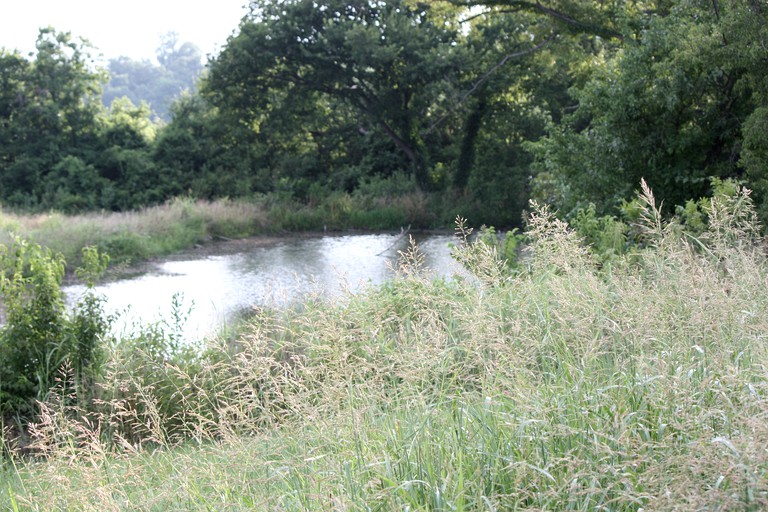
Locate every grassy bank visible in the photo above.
<box><xmin>2</xmin><ymin>186</ymin><xmax>768</xmax><ymax>510</ymax></box>
<box><xmin>0</xmin><ymin>191</ymin><xmax>445</xmax><ymax>271</ymax></box>
<box><xmin>0</xmin><ymin>197</ymin><xmax>269</xmax><ymax>270</ymax></box>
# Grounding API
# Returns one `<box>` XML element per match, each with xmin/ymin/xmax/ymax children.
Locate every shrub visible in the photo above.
<box><xmin>571</xmin><ymin>203</ymin><xmax>629</xmax><ymax>262</ymax></box>
<box><xmin>0</xmin><ymin>238</ymin><xmax>67</xmax><ymax>416</ymax></box>
<box><xmin>0</xmin><ymin>240</ymin><xmax>113</xmax><ymax>419</ymax></box>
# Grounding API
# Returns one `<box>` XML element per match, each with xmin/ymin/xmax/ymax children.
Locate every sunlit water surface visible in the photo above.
<box><xmin>64</xmin><ymin>233</ymin><xmax>460</xmax><ymax>340</ymax></box>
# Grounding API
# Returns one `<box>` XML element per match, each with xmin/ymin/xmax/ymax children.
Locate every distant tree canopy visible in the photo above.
<box><xmin>1</xmin><ymin>0</ymin><xmax>767</xmax><ymax>227</ymax></box>
<box><xmin>102</xmin><ymin>32</ymin><xmax>204</xmax><ymax>121</ymax></box>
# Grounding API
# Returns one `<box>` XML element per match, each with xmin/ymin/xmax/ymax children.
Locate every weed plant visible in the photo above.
<box><xmin>3</xmin><ymin>183</ymin><xmax>768</xmax><ymax>510</ymax></box>
<box><xmin>0</xmin><ymin>241</ymin><xmax>113</xmax><ymax>451</ymax></box>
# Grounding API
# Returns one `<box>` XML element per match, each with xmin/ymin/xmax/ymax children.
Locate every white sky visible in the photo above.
<box><xmin>0</xmin><ymin>0</ymin><xmax>251</xmax><ymax>62</ymax></box>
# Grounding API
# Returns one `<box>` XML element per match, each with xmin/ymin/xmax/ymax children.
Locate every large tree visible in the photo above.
<box><xmin>530</xmin><ymin>0</ymin><xmax>768</xmax><ymax>216</ymax></box>
<box><xmin>205</xmin><ymin>0</ymin><xmax>469</xmax><ymax>191</ymax></box>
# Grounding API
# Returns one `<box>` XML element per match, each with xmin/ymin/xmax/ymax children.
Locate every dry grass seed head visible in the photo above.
<box><xmin>451</xmin><ymin>216</ymin><xmax>507</xmax><ymax>285</ymax></box>
<box><xmin>526</xmin><ymin>201</ymin><xmax>592</xmax><ymax>275</ymax></box>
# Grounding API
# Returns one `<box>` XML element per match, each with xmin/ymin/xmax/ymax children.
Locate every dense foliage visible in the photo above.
<box><xmin>0</xmin><ymin>29</ymin><xmax>157</xmax><ymax>211</ymax></box>
<box><xmin>0</xmin><ymin>241</ymin><xmax>111</xmax><ymax>418</ymax></box>
<box><xmin>1</xmin><ymin>0</ymin><xmax>767</xmax><ymax>224</ymax></box>
<box><xmin>531</xmin><ymin>0</ymin><xmax>768</xmax><ymax>217</ymax></box>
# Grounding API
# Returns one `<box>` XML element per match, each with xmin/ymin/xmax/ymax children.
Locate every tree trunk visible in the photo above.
<box><xmin>454</xmin><ymin>96</ymin><xmax>487</xmax><ymax>190</ymax></box>
<box><xmin>378</xmin><ymin>119</ymin><xmax>432</xmax><ymax>190</ymax></box>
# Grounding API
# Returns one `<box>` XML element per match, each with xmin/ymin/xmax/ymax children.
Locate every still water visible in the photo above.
<box><xmin>64</xmin><ymin>233</ymin><xmax>460</xmax><ymax>340</ymax></box>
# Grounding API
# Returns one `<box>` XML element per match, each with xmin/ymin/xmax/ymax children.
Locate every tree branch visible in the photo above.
<box><xmin>424</xmin><ymin>36</ymin><xmax>552</xmax><ymax>135</ymax></box>
<box><xmin>450</xmin><ymin>0</ymin><xmax>626</xmax><ymax>42</ymax></box>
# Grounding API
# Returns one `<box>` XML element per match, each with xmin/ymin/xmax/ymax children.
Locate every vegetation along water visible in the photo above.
<box><xmin>3</xmin><ymin>185</ymin><xmax>768</xmax><ymax>509</ymax></box>
<box><xmin>1</xmin><ymin>0</ymin><xmax>768</xmax><ymax>509</ymax></box>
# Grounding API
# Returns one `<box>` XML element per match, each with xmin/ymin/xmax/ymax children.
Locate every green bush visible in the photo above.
<box><xmin>0</xmin><ymin>240</ymin><xmax>112</xmax><ymax>418</ymax></box>
<box><xmin>571</xmin><ymin>203</ymin><xmax>629</xmax><ymax>262</ymax></box>
<box><xmin>99</xmin><ymin>231</ymin><xmax>150</xmax><ymax>266</ymax></box>
<box><xmin>0</xmin><ymin>239</ymin><xmax>67</xmax><ymax>416</ymax></box>
<box><xmin>67</xmin><ymin>247</ymin><xmax>113</xmax><ymax>395</ymax></box>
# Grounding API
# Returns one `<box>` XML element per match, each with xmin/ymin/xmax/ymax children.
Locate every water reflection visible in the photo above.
<box><xmin>64</xmin><ymin>233</ymin><xmax>459</xmax><ymax>339</ymax></box>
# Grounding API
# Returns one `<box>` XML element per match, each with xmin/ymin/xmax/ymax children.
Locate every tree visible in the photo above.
<box><xmin>0</xmin><ymin>28</ymin><xmax>173</xmax><ymax>211</ymax></box>
<box><xmin>205</xmin><ymin>0</ymin><xmax>469</xmax><ymax>191</ymax></box>
<box><xmin>447</xmin><ymin>0</ymin><xmax>640</xmax><ymax>42</ymax></box>
<box><xmin>102</xmin><ymin>56</ymin><xmax>168</xmax><ymax>118</ymax></box>
<box><xmin>0</xmin><ymin>28</ymin><xmax>104</xmax><ymax>208</ymax></box>
<box><xmin>531</xmin><ymin>0</ymin><xmax>768</xmax><ymax>216</ymax></box>
<box><xmin>153</xmin><ymin>93</ymin><xmax>268</xmax><ymax>199</ymax></box>
<box><xmin>103</xmin><ymin>33</ymin><xmax>204</xmax><ymax>121</ymax></box>
<box><xmin>95</xmin><ymin>98</ymin><xmax>160</xmax><ymax>210</ymax></box>
<box><xmin>156</xmin><ymin>32</ymin><xmax>204</xmax><ymax>81</ymax></box>
<box><xmin>428</xmin><ymin>8</ymin><xmax>576</xmax><ymax>225</ymax></box>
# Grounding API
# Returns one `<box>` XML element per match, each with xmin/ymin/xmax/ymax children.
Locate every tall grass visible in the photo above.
<box><xmin>3</xmin><ymin>184</ymin><xmax>768</xmax><ymax>510</ymax></box>
<box><xmin>0</xmin><ymin>197</ymin><xmax>269</xmax><ymax>269</ymax></box>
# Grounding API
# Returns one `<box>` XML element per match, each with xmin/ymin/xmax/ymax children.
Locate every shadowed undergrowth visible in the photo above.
<box><xmin>3</xmin><ymin>184</ymin><xmax>768</xmax><ymax>510</ymax></box>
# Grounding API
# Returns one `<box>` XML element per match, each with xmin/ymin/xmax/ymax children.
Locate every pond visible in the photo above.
<box><xmin>64</xmin><ymin>232</ymin><xmax>462</xmax><ymax>340</ymax></box>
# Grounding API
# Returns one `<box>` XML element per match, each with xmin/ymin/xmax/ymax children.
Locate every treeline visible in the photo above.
<box><xmin>1</xmin><ymin>0</ymin><xmax>767</xmax><ymax>227</ymax></box>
